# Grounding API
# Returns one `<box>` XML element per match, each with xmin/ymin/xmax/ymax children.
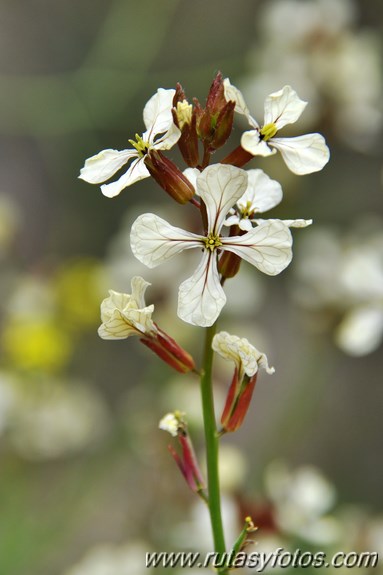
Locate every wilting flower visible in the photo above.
<box><xmin>130</xmin><ymin>164</ymin><xmax>293</xmax><ymax>327</ymax></box>
<box><xmin>213</xmin><ymin>331</ymin><xmax>275</xmax><ymax>379</ymax></box>
<box><xmin>98</xmin><ymin>277</ymin><xmax>195</xmax><ymax>372</ymax></box>
<box><xmin>98</xmin><ymin>277</ymin><xmax>157</xmax><ymax>339</ymax></box>
<box><xmin>213</xmin><ymin>331</ymin><xmax>274</xmax><ymax>432</ymax></box>
<box><xmin>79</xmin><ymin>89</ymin><xmax>180</xmax><ymax>197</ymax></box>
<box><xmin>224</xmin><ymin>80</ymin><xmax>329</xmax><ymax>175</ymax></box>
<box><xmin>223</xmin><ymin>169</ymin><xmax>312</xmax><ymax>232</ymax></box>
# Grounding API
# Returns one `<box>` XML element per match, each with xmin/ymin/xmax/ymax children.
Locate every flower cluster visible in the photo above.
<box><xmin>81</xmin><ymin>73</ymin><xmax>329</xmax><ymax>521</ymax></box>
<box><xmin>81</xmin><ymin>72</ymin><xmax>328</xmax><ymax>329</ymax></box>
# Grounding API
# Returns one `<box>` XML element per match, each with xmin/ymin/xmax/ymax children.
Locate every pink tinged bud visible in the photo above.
<box><xmin>167</xmin><ymin>433</ymin><xmax>205</xmax><ymax>494</ymax></box>
<box><xmin>144</xmin><ymin>151</ymin><xmax>195</xmax><ymax>204</ymax></box>
<box><xmin>140</xmin><ymin>326</ymin><xmax>195</xmax><ymax>373</ymax></box>
<box><xmin>221</xmin><ymin>369</ymin><xmax>258</xmax><ymax>433</ymax></box>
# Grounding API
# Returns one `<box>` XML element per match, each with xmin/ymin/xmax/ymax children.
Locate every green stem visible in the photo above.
<box><xmin>200</xmin><ymin>323</ymin><xmax>229</xmax><ymax>574</ymax></box>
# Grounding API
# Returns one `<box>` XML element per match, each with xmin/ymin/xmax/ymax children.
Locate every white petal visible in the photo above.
<box><xmin>183</xmin><ymin>167</ymin><xmax>200</xmax><ymax>190</ymax></box>
<box><xmin>196</xmin><ymin>164</ymin><xmax>248</xmax><ymax>233</ymax></box>
<box><xmin>238</xmin><ymin>219</ymin><xmax>253</xmax><ymax>232</ymax></box>
<box><xmin>335</xmin><ymin>306</ymin><xmax>383</xmax><ymax>356</ymax></box>
<box><xmin>241</xmin><ymin>131</ymin><xmax>277</xmax><ymax>157</ymax></box>
<box><xmin>178</xmin><ymin>251</ymin><xmax>226</xmax><ymax>327</ymax></box>
<box><xmin>270</xmin><ymin>134</ymin><xmax>330</xmax><ymax>175</ymax></box>
<box><xmin>223</xmin><ymin>214</ymin><xmax>241</xmax><ymax>228</ymax></box>
<box><xmin>264</xmin><ymin>85</ymin><xmax>307</xmax><ymax>129</ymax></box>
<box><xmin>151</xmin><ymin>122</ymin><xmax>181</xmax><ymax>150</ymax></box>
<box><xmin>100</xmin><ymin>157</ymin><xmax>150</xmax><ymax>198</ymax></box>
<box><xmin>130</xmin><ymin>213</ymin><xmax>202</xmax><ymax>268</ymax></box>
<box><xmin>238</xmin><ymin>169</ymin><xmax>283</xmax><ymax>214</ymax></box>
<box><xmin>212</xmin><ymin>331</ymin><xmax>275</xmax><ymax>378</ymax></box>
<box><xmin>79</xmin><ymin>148</ymin><xmax>137</xmax><ymax>184</ymax></box>
<box><xmin>130</xmin><ymin>276</ymin><xmax>151</xmax><ymax>308</ymax></box>
<box><xmin>222</xmin><ymin>220</ymin><xmax>293</xmax><ymax>276</ymax></box>
<box><xmin>253</xmin><ymin>218</ymin><xmax>312</xmax><ymax>228</ymax></box>
<box><xmin>223</xmin><ymin>78</ymin><xmax>259</xmax><ymax>128</ymax></box>
<box><xmin>98</xmin><ymin>309</ymin><xmax>140</xmax><ymax>339</ymax></box>
<box><xmin>143</xmin><ymin>88</ymin><xmax>176</xmax><ymax>134</ymax></box>
<box><xmin>100</xmin><ymin>289</ymin><xmax>129</xmax><ymax>321</ymax></box>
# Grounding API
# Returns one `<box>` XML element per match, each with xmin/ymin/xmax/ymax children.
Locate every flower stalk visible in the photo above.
<box><xmin>200</xmin><ymin>322</ymin><xmax>229</xmax><ymax>574</ymax></box>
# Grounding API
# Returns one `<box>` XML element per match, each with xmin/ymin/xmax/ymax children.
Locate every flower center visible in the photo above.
<box><xmin>204</xmin><ymin>233</ymin><xmax>222</xmax><ymax>252</ymax></box>
<box><xmin>260</xmin><ymin>122</ymin><xmax>278</xmax><ymax>141</ymax></box>
<box><xmin>128</xmin><ymin>133</ymin><xmax>151</xmax><ymax>157</ymax></box>
<box><xmin>241</xmin><ymin>200</ymin><xmax>254</xmax><ymax>219</ymax></box>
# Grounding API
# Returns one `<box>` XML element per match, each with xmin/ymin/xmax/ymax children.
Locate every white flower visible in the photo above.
<box><xmin>98</xmin><ymin>277</ymin><xmax>157</xmax><ymax>339</ymax></box>
<box><xmin>79</xmin><ymin>89</ymin><xmax>180</xmax><ymax>197</ymax></box>
<box><xmin>130</xmin><ymin>164</ymin><xmax>293</xmax><ymax>327</ymax></box>
<box><xmin>224</xmin><ymin>79</ymin><xmax>330</xmax><ymax>175</ymax></box>
<box><xmin>212</xmin><ymin>331</ymin><xmax>275</xmax><ymax>379</ymax></box>
<box><xmin>159</xmin><ymin>411</ymin><xmax>184</xmax><ymax>437</ymax></box>
<box><xmin>223</xmin><ymin>168</ymin><xmax>312</xmax><ymax>232</ymax></box>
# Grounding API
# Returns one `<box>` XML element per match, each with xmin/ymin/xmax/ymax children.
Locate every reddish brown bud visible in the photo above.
<box><xmin>218</xmin><ymin>250</ymin><xmax>242</xmax><ymax>279</ymax></box>
<box><xmin>144</xmin><ymin>151</ymin><xmax>195</xmax><ymax>204</ymax></box>
<box><xmin>194</xmin><ymin>72</ymin><xmax>235</xmax><ymax>151</ymax></box>
<box><xmin>218</xmin><ymin>224</ymin><xmax>242</xmax><ymax>279</ymax></box>
<box><xmin>205</xmin><ymin>72</ymin><xmax>226</xmax><ymax>116</ymax></box>
<box><xmin>172</xmin><ymin>107</ymin><xmax>200</xmax><ymax>167</ymax></box>
<box><xmin>210</xmin><ymin>100</ymin><xmax>235</xmax><ymax>149</ymax></box>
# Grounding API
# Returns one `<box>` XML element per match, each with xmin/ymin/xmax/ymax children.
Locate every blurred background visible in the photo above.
<box><xmin>0</xmin><ymin>0</ymin><xmax>382</xmax><ymax>573</ymax></box>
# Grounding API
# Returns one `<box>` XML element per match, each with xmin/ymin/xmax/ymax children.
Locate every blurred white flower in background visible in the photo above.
<box><xmin>265</xmin><ymin>460</ymin><xmax>340</xmax><ymax>545</ymax></box>
<box><xmin>293</xmin><ymin>220</ymin><xmax>383</xmax><ymax>355</ymax></box>
<box><xmin>6</xmin><ymin>379</ymin><xmax>110</xmax><ymax>459</ymax></box>
<box><xmin>239</xmin><ymin>0</ymin><xmax>382</xmax><ymax>150</ymax></box>
<box><xmin>63</xmin><ymin>541</ymin><xmax>151</xmax><ymax>575</ymax></box>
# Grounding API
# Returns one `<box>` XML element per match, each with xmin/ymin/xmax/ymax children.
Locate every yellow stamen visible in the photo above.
<box><xmin>176</xmin><ymin>100</ymin><xmax>192</xmax><ymax>129</ymax></box>
<box><xmin>204</xmin><ymin>234</ymin><xmax>222</xmax><ymax>252</ymax></box>
<box><xmin>260</xmin><ymin>122</ymin><xmax>278</xmax><ymax>141</ymax></box>
<box><xmin>128</xmin><ymin>133</ymin><xmax>151</xmax><ymax>157</ymax></box>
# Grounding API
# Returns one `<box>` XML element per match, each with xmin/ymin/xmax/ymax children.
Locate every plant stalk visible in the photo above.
<box><xmin>200</xmin><ymin>322</ymin><xmax>229</xmax><ymax>574</ymax></box>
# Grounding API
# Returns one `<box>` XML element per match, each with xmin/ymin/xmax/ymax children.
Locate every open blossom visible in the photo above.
<box><xmin>98</xmin><ymin>277</ymin><xmax>157</xmax><ymax>339</ymax></box>
<box><xmin>213</xmin><ymin>331</ymin><xmax>275</xmax><ymax>379</ymax></box>
<box><xmin>79</xmin><ymin>89</ymin><xmax>180</xmax><ymax>198</ymax></box>
<box><xmin>223</xmin><ymin>169</ymin><xmax>312</xmax><ymax>232</ymax></box>
<box><xmin>224</xmin><ymin>79</ymin><xmax>329</xmax><ymax>175</ymax></box>
<box><xmin>130</xmin><ymin>164</ymin><xmax>293</xmax><ymax>327</ymax></box>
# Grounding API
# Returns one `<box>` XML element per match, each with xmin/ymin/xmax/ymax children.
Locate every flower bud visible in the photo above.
<box><xmin>159</xmin><ymin>411</ymin><xmax>206</xmax><ymax>496</ymax></box>
<box><xmin>172</xmin><ymin>84</ymin><xmax>200</xmax><ymax>167</ymax></box>
<box><xmin>144</xmin><ymin>150</ymin><xmax>195</xmax><ymax>204</ymax></box>
<box><xmin>195</xmin><ymin>72</ymin><xmax>235</xmax><ymax>152</ymax></box>
<box><xmin>218</xmin><ymin>224</ymin><xmax>242</xmax><ymax>279</ymax></box>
